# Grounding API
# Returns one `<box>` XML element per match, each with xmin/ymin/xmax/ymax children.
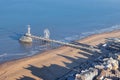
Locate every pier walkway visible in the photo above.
<box><xmin>20</xmin><ymin>26</ymin><xmax>97</xmax><ymax>51</ymax></box>
<box><xmin>30</xmin><ymin>35</ymin><xmax>83</xmax><ymax>48</ymax></box>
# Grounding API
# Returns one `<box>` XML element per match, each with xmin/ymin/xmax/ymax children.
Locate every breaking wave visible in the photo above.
<box><xmin>0</xmin><ymin>53</ymin><xmax>7</xmax><ymax>58</ymax></box>
<box><xmin>64</xmin><ymin>24</ymin><xmax>120</xmax><ymax>41</ymax></box>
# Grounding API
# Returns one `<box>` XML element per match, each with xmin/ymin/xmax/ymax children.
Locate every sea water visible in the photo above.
<box><xmin>0</xmin><ymin>0</ymin><xmax>120</xmax><ymax>62</ymax></box>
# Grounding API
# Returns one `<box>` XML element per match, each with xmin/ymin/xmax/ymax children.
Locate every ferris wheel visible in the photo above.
<box><xmin>44</xmin><ymin>28</ymin><xmax>50</xmax><ymax>39</ymax></box>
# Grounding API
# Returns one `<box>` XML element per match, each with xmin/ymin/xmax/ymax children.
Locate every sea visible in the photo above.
<box><xmin>0</xmin><ymin>0</ymin><xmax>120</xmax><ymax>63</ymax></box>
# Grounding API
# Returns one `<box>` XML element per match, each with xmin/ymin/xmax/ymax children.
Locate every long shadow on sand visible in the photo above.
<box><xmin>16</xmin><ymin>75</ymin><xmax>35</xmax><ymax>80</ymax></box>
<box><xmin>25</xmin><ymin>64</ymin><xmax>70</xmax><ymax>80</ymax></box>
<box><xmin>17</xmin><ymin>43</ymin><xmax>104</xmax><ymax>80</ymax></box>
<box><xmin>21</xmin><ymin>56</ymin><xmax>88</xmax><ymax>80</ymax></box>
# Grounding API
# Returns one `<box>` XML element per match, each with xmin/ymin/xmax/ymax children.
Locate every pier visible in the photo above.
<box><xmin>30</xmin><ymin>35</ymin><xmax>83</xmax><ymax>48</ymax></box>
<box><xmin>20</xmin><ymin>25</ymin><xmax>96</xmax><ymax>50</ymax></box>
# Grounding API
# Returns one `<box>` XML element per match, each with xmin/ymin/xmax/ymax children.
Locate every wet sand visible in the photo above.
<box><xmin>0</xmin><ymin>30</ymin><xmax>120</xmax><ymax>80</ymax></box>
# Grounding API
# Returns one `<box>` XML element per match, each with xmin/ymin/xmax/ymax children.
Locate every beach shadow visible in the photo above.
<box><xmin>23</xmin><ymin>54</ymin><xmax>92</xmax><ymax>80</ymax></box>
<box><xmin>58</xmin><ymin>54</ymin><xmax>93</xmax><ymax>71</ymax></box>
<box><xmin>71</xmin><ymin>41</ymin><xmax>91</xmax><ymax>48</ymax></box>
<box><xmin>24</xmin><ymin>64</ymin><xmax>70</xmax><ymax>80</ymax></box>
<box><xmin>78</xmin><ymin>51</ymin><xmax>95</xmax><ymax>60</ymax></box>
<box><xmin>70</xmin><ymin>41</ymin><xmax>99</xmax><ymax>54</ymax></box>
<box><xmin>21</xmin><ymin>42</ymin><xmax>104</xmax><ymax>80</ymax></box>
<box><xmin>16</xmin><ymin>75</ymin><xmax>35</xmax><ymax>80</ymax></box>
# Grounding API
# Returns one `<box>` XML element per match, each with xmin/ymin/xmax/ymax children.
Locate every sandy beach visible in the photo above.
<box><xmin>0</xmin><ymin>30</ymin><xmax>120</xmax><ymax>80</ymax></box>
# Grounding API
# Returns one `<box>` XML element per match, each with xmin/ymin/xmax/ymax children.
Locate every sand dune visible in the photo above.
<box><xmin>0</xmin><ymin>30</ymin><xmax>120</xmax><ymax>80</ymax></box>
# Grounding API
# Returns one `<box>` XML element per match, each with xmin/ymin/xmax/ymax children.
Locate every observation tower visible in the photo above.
<box><xmin>19</xmin><ymin>25</ymin><xmax>32</xmax><ymax>43</ymax></box>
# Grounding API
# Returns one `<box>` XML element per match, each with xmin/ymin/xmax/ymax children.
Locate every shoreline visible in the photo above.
<box><xmin>1</xmin><ymin>29</ymin><xmax>120</xmax><ymax>65</ymax></box>
<box><xmin>79</xmin><ymin>29</ymin><xmax>120</xmax><ymax>42</ymax></box>
<box><xmin>0</xmin><ymin>45</ymin><xmax>66</xmax><ymax>65</ymax></box>
<box><xmin>1</xmin><ymin>29</ymin><xmax>120</xmax><ymax>80</ymax></box>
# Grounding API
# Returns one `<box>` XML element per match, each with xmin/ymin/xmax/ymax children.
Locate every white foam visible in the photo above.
<box><xmin>95</xmin><ymin>24</ymin><xmax>120</xmax><ymax>33</ymax></box>
<box><xmin>7</xmin><ymin>53</ymin><xmax>28</xmax><ymax>56</ymax></box>
<box><xmin>27</xmin><ymin>50</ymin><xmax>39</xmax><ymax>56</ymax></box>
<box><xmin>64</xmin><ymin>35</ymin><xmax>80</xmax><ymax>42</ymax></box>
<box><xmin>64</xmin><ymin>24</ymin><xmax>120</xmax><ymax>41</ymax></box>
<box><xmin>0</xmin><ymin>53</ymin><xmax>7</xmax><ymax>57</ymax></box>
